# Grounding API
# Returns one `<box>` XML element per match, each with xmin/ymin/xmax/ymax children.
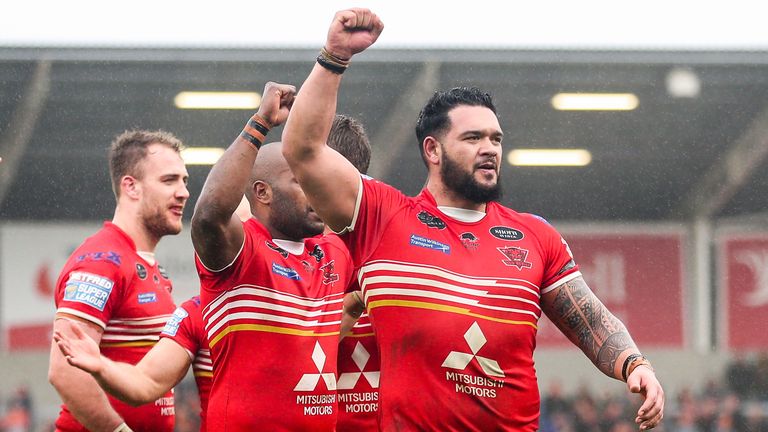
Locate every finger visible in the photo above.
<box><xmin>639</xmin><ymin>411</ymin><xmax>663</xmax><ymax>430</ymax></box>
<box><xmin>359</xmin><ymin>12</ymin><xmax>372</xmax><ymax>29</ymax></box>
<box><xmin>338</xmin><ymin>10</ymin><xmax>359</xmax><ymax>29</ymax></box>
<box><xmin>70</xmin><ymin>321</ymin><xmax>87</xmax><ymax>338</ymax></box>
<box><xmin>56</xmin><ymin>339</ymin><xmax>72</xmax><ymax>357</ymax></box>
<box><xmin>637</xmin><ymin>388</ymin><xmax>658</xmax><ymax>416</ymax></box>
<box><xmin>372</xmin><ymin>14</ymin><xmax>385</xmax><ymax>34</ymax></box>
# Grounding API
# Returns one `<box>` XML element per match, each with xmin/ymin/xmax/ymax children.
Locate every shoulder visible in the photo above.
<box><xmin>488</xmin><ymin>204</ymin><xmax>562</xmax><ymax>238</ymax></box>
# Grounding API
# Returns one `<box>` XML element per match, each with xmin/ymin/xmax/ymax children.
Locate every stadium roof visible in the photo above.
<box><xmin>2</xmin><ymin>46</ymin><xmax>768</xmax><ymax>223</ymax></box>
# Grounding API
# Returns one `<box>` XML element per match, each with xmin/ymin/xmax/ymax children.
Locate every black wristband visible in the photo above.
<box><xmin>316</xmin><ymin>54</ymin><xmax>347</xmax><ymax>74</ymax></box>
<box><xmin>621</xmin><ymin>353</ymin><xmax>643</xmax><ymax>381</ymax></box>
<box><xmin>248</xmin><ymin>118</ymin><xmax>270</xmax><ymax>137</ymax></box>
<box><xmin>240</xmin><ymin>131</ymin><xmax>263</xmax><ymax>149</ymax></box>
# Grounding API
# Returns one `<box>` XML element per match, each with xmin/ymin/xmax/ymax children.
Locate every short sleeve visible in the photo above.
<box><xmin>55</xmin><ymin>259</ymin><xmax>125</xmax><ymax>329</ymax></box>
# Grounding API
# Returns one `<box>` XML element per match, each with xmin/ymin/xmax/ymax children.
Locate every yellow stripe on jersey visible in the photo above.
<box><xmin>367</xmin><ymin>299</ymin><xmax>538</xmax><ymax>329</ymax></box>
<box><xmin>346</xmin><ymin>332</ymin><xmax>375</xmax><ymax>338</ymax></box>
<box><xmin>209</xmin><ymin>323</ymin><xmax>340</xmax><ymax>348</ymax></box>
<box><xmin>194</xmin><ymin>371</ymin><xmax>213</xmax><ymax>378</ymax></box>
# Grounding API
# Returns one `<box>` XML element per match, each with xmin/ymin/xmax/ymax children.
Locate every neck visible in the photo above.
<box><xmin>112</xmin><ymin>207</ymin><xmax>159</xmax><ymax>252</ymax></box>
<box><xmin>426</xmin><ymin>179</ymin><xmax>487</xmax><ymax>212</ymax></box>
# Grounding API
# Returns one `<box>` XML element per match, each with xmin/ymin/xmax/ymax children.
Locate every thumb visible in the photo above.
<box><xmin>627</xmin><ymin>372</ymin><xmax>643</xmax><ymax>394</ymax></box>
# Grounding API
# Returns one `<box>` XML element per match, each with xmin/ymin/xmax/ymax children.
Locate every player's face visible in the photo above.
<box><xmin>138</xmin><ymin>143</ymin><xmax>190</xmax><ymax>238</ymax></box>
<box><xmin>269</xmin><ymin>168</ymin><xmax>325</xmax><ymax>241</ymax></box>
<box><xmin>438</xmin><ymin>105</ymin><xmax>503</xmax><ymax>203</ymax></box>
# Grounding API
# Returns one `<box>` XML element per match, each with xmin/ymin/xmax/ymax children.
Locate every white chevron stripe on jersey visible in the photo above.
<box><xmin>204</xmin><ymin>298</ymin><xmax>343</xmax><ymax>329</ymax></box>
<box><xmin>107</xmin><ymin>316</ymin><xmax>173</xmax><ymax>326</ymax></box>
<box><xmin>203</xmin><ymin>285</ymin><xmax>345</xmax><ymax>321</ymax></box>
<box><xmin>359</xmin><ymin>260</ymin><xmax>540</xmax><ymax>295</ymax></box>
<box><xmin>206</xmin><ymin>311</ymin><xmax>343</xmax><ymax>340</ymax></box>
<box><xmin>364</xmin><ymin>288</ymin><xmax>539</xmax><ymax>319</ymax></box>
<box><xmin>361</xmin><ymin>276</ymin><xmax>541</xmax><ymax>310</ymax></box>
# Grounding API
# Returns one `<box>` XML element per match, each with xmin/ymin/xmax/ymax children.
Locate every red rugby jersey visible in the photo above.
<box><xmin>341</xmin><ymin>179</ymin><xmax>581</xmax><ymax>431</ymax></box>
<box><xmin>160</xmin><ymin>295</ymin><xmax>211</xmax><ymax>432</ymax></box>
<box><xmin>336</xmin><ymin>310</ymin><xmax>379</xmax><ymax>432</ymax></box>
<box><xmin>54</xmin><ymin>222</ymin><xmax>176</xmax><ymax>432</ymax></box>
<box><xmin>197</xmin><ymin>218</ymin><xmax>353</xmax><ymax>431</ymax></box>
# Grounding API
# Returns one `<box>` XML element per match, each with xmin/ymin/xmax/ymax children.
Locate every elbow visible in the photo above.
<box><xmin>47</xmin><ymin>366</ymin><xmax>60</xmax><ymax>389</ymax></box>
<box><xmin>281</xmin><ymin>139</ymin><xmax>316</xmax><ymax>166</ymax></box>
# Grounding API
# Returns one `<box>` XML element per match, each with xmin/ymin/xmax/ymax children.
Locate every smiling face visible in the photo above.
<box><xmin>137</xmin><ymin>143</ymin><xmax>190</xmax><ymax>238</ymax></box>
<box><xmin>436</xmin><ymin>105</ymin><xmax>503</xmax><ymax>204</ymax></box>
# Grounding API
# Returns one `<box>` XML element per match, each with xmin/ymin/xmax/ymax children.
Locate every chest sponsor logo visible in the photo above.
<box><xmin>410</xmin><ymin>234</ymin><xmax>451</xmax><ymax>255</ymax></box>
<box><xmin>135</xmin><ymin>263</ymin><xmax>147</xmax><ymax>279</ymax></box>
<box><xmin>63</xmin><ymin>271</ymin><xmax>114</xmax><ymax>311</ymax></box>
<box><xmin>337</xmin><ymin>342</ymin><xmax>379</xmax><ymax>414</ymax></box>
<box><xmin>295</xmin><ymin>341</ymin><xmax>337</xmax><ymax>416</ymax></box>
<box><xmin>309</xmin><ymin>245</ymin><xmax>325</xmax><ymax>262</ymax></box>
<box><xmin>497</xmin><ymin>246</ymin><xmax>533</xmax><ymax>270</ymax></box>
<box><xmin>266</xmin><ymin>241</ymin><xmax>289</xmax><ymax>258</ymax></box>
<box><xmin>272</xmin><ymin>262</ymin><xmax>301</xmax><ymax>280</ymax></box>
<box><xmin>417</xmin><ymin>210</ymin><xmax>447</xmax><ymax>229</ymax></box>
<box><xmin>154</xmin><ymin>395</ymin><xmax>175</xmax><ymax>416</ymax></box>
<box><xmin>460</xmin><ymin>232</ymin><xmax>479</xmax><ymax>250</ymax></box>
<box><xmin>161</xmin><ymin>306</ymin><xmax>189</xmax><ymax>337</ymax></box>
<box><xmin>489</xmin><ymin>226</ymin><xmax>524</xmax><ymax>241</ymax></box>
<box><xmin>137</xmin><ymin>292</ymin><xmax>157</xmax><ymax>304</ymax></box>
<box><xmin>320</xmin><ymin>260</ymin><xmax>340</xmax><ymax>285</ymax></box>
<box><xmin>442</xmin><ymin>321</ymin><xmax>505</xmax><ymax>399</ymax></box>
<box><xmin>76</xmin><ymin>251</ymin><xmax>121</xmax><ymax>266</ymax></box>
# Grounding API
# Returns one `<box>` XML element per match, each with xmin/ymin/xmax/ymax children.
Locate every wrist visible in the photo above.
<box><xmin>622</xmin><ymin>354</ymin><xmax>654</xmax><ymax>381</ymax></box>
<box><xmin>316</xmin><ymin>47</ymin><xmax>350</xmax><ymax>74</ymax></box>
<box><xmin>112</xmin><ymin>421</ymin><xmax>134</xmax><ymax>432</ymax></box>
<box><xmin>240</xmin><ymin>114</ymin><xmax>271</xmax><ymax>149</ymax></box>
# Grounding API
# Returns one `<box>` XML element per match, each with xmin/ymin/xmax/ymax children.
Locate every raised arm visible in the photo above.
<box><xmin>191</xmin><ymin>81</ymin><xmax>295</xmax><ymax>269</ymax></box>
<box><xmin>48</xmin><ymin>317</ymin><xmax>128</xmax><ymax>432</ymax></box>
<box><xmin>54</xmin><ymin>320</ymin><xmax>191</xmax><ymax>406</ymax></box>
<box><xmin>541</xmin><ymin>276</ymin><xmax>664</xmax><ymax>430</ymax></box>
<box><xmin>282</xmin><ymin>8</ymin><xmax>384</xmax><ymax>232</ymax></box>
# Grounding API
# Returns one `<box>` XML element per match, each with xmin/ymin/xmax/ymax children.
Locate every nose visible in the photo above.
<box><xmin>479</xmin><ymin>137</ymin><xmax>501</xmax><ymax>157</ymax></box>
<box><xmin>177</xmin><ymin>183</ymin><xmax>190</xmax><ymax>201</ymax></box>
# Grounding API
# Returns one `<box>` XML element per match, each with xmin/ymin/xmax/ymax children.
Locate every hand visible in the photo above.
<box><xmin>53</xmin><ymin>319</ymin><xmax>105</xmax><ymax>375</ymax></box>
<box><xmin>325</xmin><ymin>8</ymin><xmax>384</xmax><ymax>60</ymax></box>
<box><xmin>256</xmin><ymin>81</ymin><xmax>296</xmax><ymax>128</ymax></box>
<box><xmin>627</xmin><ymin>365</ymin><xmax>664</xmax><ymax>430</ymax></box>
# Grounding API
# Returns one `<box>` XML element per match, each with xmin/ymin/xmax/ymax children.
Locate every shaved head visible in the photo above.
<box><xmin>246</xmin><ymin>142</ymin><xmax>324</xmax><ymax>240</ymax></box>
<box><xmin>249</xmin><ymin>142</ymin><xmax>289</xmax><ymax>187</ymax></box>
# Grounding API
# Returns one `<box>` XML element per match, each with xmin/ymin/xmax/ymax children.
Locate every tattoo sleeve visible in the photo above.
<box><xmin>540</xmin><ymin>276</ymin><xmax>638</xmax><ymax>379</ymax></box>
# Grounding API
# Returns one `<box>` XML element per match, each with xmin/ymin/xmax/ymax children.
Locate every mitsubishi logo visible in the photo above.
<box><xmin>337</xmin><ymin>342</ymin><xmax>380</xmax><ymax>390</ymax></box>
<box><xmin>294</xmin><ymin>341</ymin><xmax>337</xmax><ymax>391</ymax></box>
<box><xmin>442</xmin><ymin>322</ymin><xmax>505</xmax><ymax>378</ymax></box>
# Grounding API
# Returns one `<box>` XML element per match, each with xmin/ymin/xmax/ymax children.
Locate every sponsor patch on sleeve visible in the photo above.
<box><xmin>162</xmin><ymin>306</ymin><xmax>189</xmax><ymax>337</ymax></box>
<box><xmin>63</xmin><ymin>271</ymin><xmax>115</xmax><ymax>312</ymax></box>
<box><xmin>137</xmin><ymin>292</ymin><xmax>158</xmax><ymax>304</ymax></box>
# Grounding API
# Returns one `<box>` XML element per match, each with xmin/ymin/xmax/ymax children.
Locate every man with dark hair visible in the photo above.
<box><xmin>330</xmin><ymin>114</ymin><xmax>371</xmax><ymax>174</ymax></box>
<box><xmin>48</xmin><ymin>130</ymin><xmax>189</xmax><ymax>432</ymax></box>
<box><xmin>281</xmin><ymin>8</ymin><xmax>664</xmax><ymax>431</ymax></box>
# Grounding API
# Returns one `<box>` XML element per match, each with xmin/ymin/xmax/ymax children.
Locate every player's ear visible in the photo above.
<box><xmin>121</xmin><ymin>176</ymin><xmax>141</xmax><ymax>200</ymax></box>
<box><xmin>424</xmin><ymin>136</ymin><xmax>441</xmax><ymax>166</ymax></box>
<box><xmin>254</xmin><ymin>181</ymin><xmax>272</xmax><ymax>205</ymax></box>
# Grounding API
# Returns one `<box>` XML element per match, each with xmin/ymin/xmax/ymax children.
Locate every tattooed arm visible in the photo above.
<box><xmin>541</xmin><ymin>275</ymin><xmax>665</xmax><ymax>430</ymax></box>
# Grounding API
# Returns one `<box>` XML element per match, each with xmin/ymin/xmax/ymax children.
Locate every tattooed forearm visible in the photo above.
<box><xmin>541</xmin><ymin>276</ymin><xmax>637</xmax><ymax>379</ymax></box>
